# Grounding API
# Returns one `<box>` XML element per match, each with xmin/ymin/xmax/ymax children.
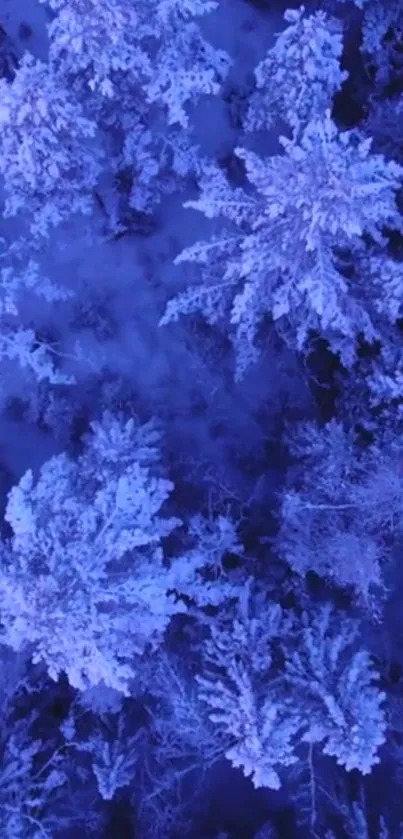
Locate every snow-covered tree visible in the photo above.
<box><xmin>285</xmin><ymin>605</ymin><xmax>386</xmax><ymax>773</ymax></box>
<box><xmin>197</xmin><ymin>586</ymin><xmax>386</xmax><ymax>788</ymax></box>
<box><xmin>246</xmin><ymin>7</ymin><xmax>348</xmax><ymax>136</ymax></box>
<box><xmin>137</xmin><ymin>0</ymin><xmax>231</xmax><ymax>129</ymax></box>
<box><xmin>41</xmin><ymin>0</ymin><xmax>230</xmax><ymax>215</ymax></box>
<box><xmin>197</xmin><ymin>584</ymin><xmax>300</xmax><ymax>790</ymax></box>
<box><xmin>110</xmin><ymin>0</ymin><xmax>230</xmax><ymax>214</ymax></box>
<box><xmin>43</xmin><ymin>0</ymin><xmax>230</xmax><ymax>124</ymax></box>
<box><xmin>0</xmin><ymin>53</ymin><xmax>103</xmax><ymax>238</ymax></box>
<box><xmin>162</xmin><ymin>112</ymin><xmax>403</xmax><ymax>376</ymax></box>
<box><xmin>276</xmin><ymin>419</ymin><xmax>403</xmax><ymax>607</ymax></box>
<box><xmin>40</xmin><ymin>0</ymin><xmax>150</xmax><ymax>99</ymax></box>
<box><xmin>0</xmin><ymin>413</ymin><xmax>184</xmax><ymax>693</ymax></box>
<box><xmin>0</xmin><ymin>411</ymin><xmax>245</xmax><ymax>693</ymax></box>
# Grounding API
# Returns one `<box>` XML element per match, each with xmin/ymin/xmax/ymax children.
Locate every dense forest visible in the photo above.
<box><xmin>0</xmin><ymin>0</ymin><xmax>402</xmax><ymax>836</ymax></box>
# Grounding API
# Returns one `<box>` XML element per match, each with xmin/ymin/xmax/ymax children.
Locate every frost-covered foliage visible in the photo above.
<box><xmin>0</xmin><ymin>252</ymin><xmax>73</xmax><ymax>384</ymax></box>
<box><xmin>63</xmin><ymin>708</ymin><xmax>140</xmax><ymax>801</ymax></box>
<box><xmin>197</xmin><ymin>586</ymin><xmax>386</xmax><ymax>788</ymax></box>
<box><xmin>137</xmin><ymin>0</ymin><xmax>231</xmax><ymax>129</ymax></box>
<box><xmin>85</xmin><ymin>728</ymin><xmax>140</xmax><ymax>801</ymax></box>
<box><xmin>277</xmin><ymin>419</ymin><xmax>403</xmax><ymax>607</ymax></box>
<box><xmin>357</xmin><ymin>250</ymin><xmax>403</xmax><ymax>324</ymax></box>
<box><xmin>367</xmin><ymin>342</ymin><xmax>403</xmax><ymax>427</ymax></box>
<box><xmin>40</xmin><ymin>0</ymin><xmax>150</xmax><ymax>98</ymax></box>
<box><xmin>0</xmin><ymin>327</ymin><xmax>72</xmax><ymax>386</ymax></box>
<box><xmin>0</xmin><ymin>256</ymin><xmax>68</xmax><ymax>319</ymax></box>
<box><xmin>333</xmin><ymin>0</ymin><xmax>369</xmax><ymax>7</ymax></box>
<box><xmin>286</xmin><ymin>605</ymin><xmax>386</xmax><ymax>773</ymax></box>
<box><xmin>0</xmin><ymin>411</ymin><xmax>244</xmax><ymax>693</ymax></box>
<box><xmin>170</xmin><ymin>513</ymin><xmax>245</xmax><ymax>607</ymax></box>
<box><xmin>197</xmin><ymin>584</ymin><xmax>300</xmax><ymax>790</ymax></box>
<box><xmin>246</xmin><ymin>7</ymin><xmax>348</xmax><ymax>135</ymax></box>
<box><xmin>133</xmin><ymin>653</ymin><xmax>224</xmax><ymax>835</ymax></box>
<box><xmin>334</xmin><ymin>0</ymin><xmax>403</xmax><ymax>95</ymax></box>
<box><xmin>336</xmin><ymin>341</ymin><xmax>403</xmax><ymax>444</ymax></box>
<box><xmin>41</xmin><ymin>0</ymin><xmax>230</xmax><ymax>214</ymax></box>
<box><xmin>117</xmin><ymin>101</ymin><xmax>204</xmax><ymax>213</ymax></box>
<box><xmin>0</xmin><ymin>54</ymin><xmax>103</xmax><ymax>238</ymax></box>
<box><xmin>363</xmin><ymin>97</ymin><xmax>403</xmax><ymax>160</ymax></box>
<box><xmin>0</xmin><ymin>649</ymin><xmax>70</xmax><ymax>839</ymax></box>
<box><xmin>253</xmin><ymin>824</ymin><xmax>278</xmax><ymax>839</ymax></box>
<box><xmin>0</xmin><ymin>412</ymin><xmax>184</xmax><ymax>692</ymax></box>
<box><xmin>43</xmin><ymin>0</ymin><xmax>230</xmax><ymax>125</ymax></box>
<box><xmin>359</xmin><ymin>1</ymin><xmax>403</xmax><ymax>87</ymax></box>
<box><xmin>162</xmin><ymin>112</ymin><xmax>403</xmax><ymax>375</ymax></box>
<box><xmin>145</xmin><ymin>653</ymin><xmax>224</xmax><ymax>768</ymax></box>
<box><xmin>114</xmin><ymin>0</ymin><xmax>230</xmax><ymax>212</ymax></box>
<box><xmin>0</xmin><ymin>718</ymin><xmax>69</xmax><ymax>839</ymax></box>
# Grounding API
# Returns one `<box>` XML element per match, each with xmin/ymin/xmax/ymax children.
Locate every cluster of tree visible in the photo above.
<box><xmin>0</xmin><ymin>0</ymin><xmax>402</xmax><ymax>837</ymax></box>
